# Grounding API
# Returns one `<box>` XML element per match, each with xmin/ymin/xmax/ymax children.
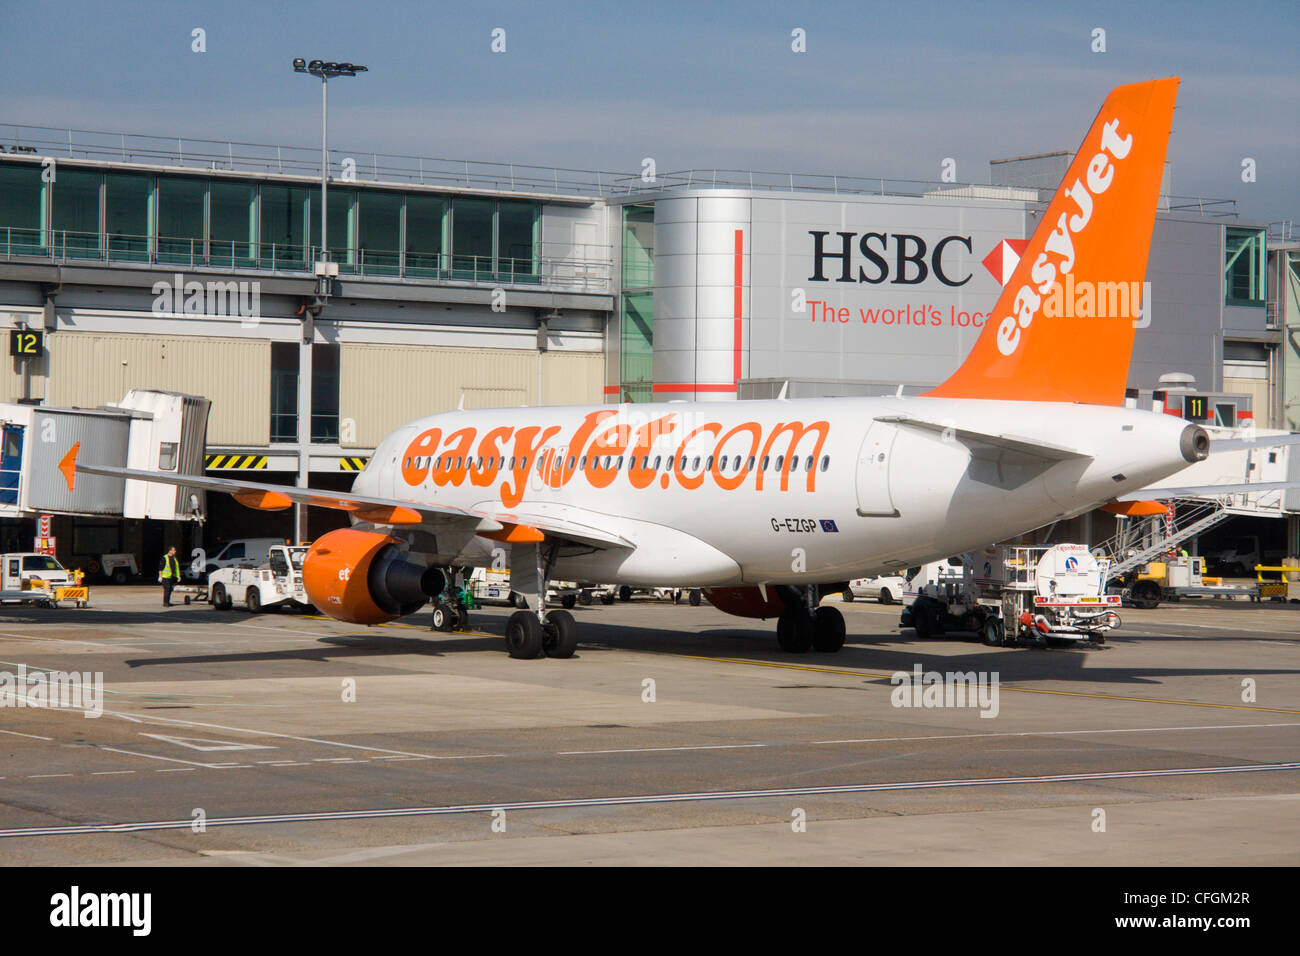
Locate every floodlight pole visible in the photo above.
<box><xmin>291</xmin><ymin>58</ymin><xmax>366</xmax><ymax>545</ymax></box>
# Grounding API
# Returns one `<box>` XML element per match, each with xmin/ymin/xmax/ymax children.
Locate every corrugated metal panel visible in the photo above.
<box><xmin>1</xmin><ymin>353</ymin><xmax>46</xmax><ymax>404</ymax></box>
<box><xmin>340</xmin><ymin>345</ymin><xmax>602</xmax><ymax>447</ymax></box>
<box><xmin>541</xmin><ymin>351</ymin><xmax>602</xmax><ymax>406</ymax></box>
<box><xmin>47</xmin><ymin>333</ymin><xmax>269</xmax><ymax>446</ymax></box>
<box><xmin>26</xmin><ymin>409</ymin><xmax>128</xmax><ymax>514</ymax></box>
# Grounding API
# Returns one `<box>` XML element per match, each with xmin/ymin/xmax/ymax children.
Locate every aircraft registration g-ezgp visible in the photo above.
<box><xmin>61</xmin><ymin>77</ymin><xmax>1214</xmax><ymax>659</ymax></box>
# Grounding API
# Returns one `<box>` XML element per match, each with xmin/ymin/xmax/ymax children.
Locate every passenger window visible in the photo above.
<box><xmin>580</xmin><ymin>456</ymin><xmax>587</xmax><ymax>469</ymax></box>
<box><xmin>761</xmin><ymin>456</ymin><xmax>770</xmax><ymax>471</ymax></box>
<box><xmin>455</xmin><ymin>457</ymin><xmax>462</xmax><ymax>469</ymax></box>
<box><xmin>404</xmin><ymin>457</ymin><xmax>412</xmax><ymax>469</ymax></box>
<box><xmin>820</xmin><ymin>455</ymin><xmax>830</xmax><ymax>472</ymax></box>
<box><xmin>747</xmin><ymin>456</ymin><xmax>756</xmax><ymax>470</ymax></box>
<box><xmin>691</xmin><ymin>456</ymin><xmax>700</xmax><ymax>470</ymax></box>
<box><xmin>520</xmin><ymin>457</ymin><xmax>529</xmax><ymax>470</ymax></box>
<box><xmin>789</xmin><ymin>457</ymin><xmax>799</xmax><ymax>472</ymax></box>
<box><xmin>652</xmin><ymin>455</ymin><xmax>661</xmax><ymax>470</ymax></box>
<box><xmin>804</xmin><ymin>455</ymin><xmax>813</xmax><ymax>472</ymax></box>
<box><xmin>568</xmin><ymin>456</ymin><xmax>576</xmax><ymax>470</ymax></box>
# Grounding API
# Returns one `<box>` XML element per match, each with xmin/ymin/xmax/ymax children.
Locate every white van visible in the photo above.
<box><xmin>2</xmin><ymin>553</ymin><xmax>74</xmax><ymax>593</ymax></box>
<box><xmin>188</xmin><ymin>538</ymin><xmax>286</xmax><ymax>581</ymax></box>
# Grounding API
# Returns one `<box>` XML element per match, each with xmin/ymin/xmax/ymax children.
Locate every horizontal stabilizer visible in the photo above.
<box><xmin>1118</xmin><ymin>480</ymin><xmax>1300</xmax><ymax>501</ymax></box>
<box><xmin>875</xmin><ymin>415</ymin><xmax>1091</xmax><ymax>462</ymax></box>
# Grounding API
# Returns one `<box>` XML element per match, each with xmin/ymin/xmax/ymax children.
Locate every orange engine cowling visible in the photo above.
<box><xmin>303</xmin><ymin>528</ymin><xmax>443</xmax><ymax>625</ymax></box>
<box><xmin>702</xmin><ymin>585</ymin><xmax>786</xmax><ymax>620</ymax></box>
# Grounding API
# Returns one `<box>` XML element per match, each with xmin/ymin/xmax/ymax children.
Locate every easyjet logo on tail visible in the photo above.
<box><xmin>996</xmin><ymin>116</ymin><xmax>1133</xmax><ymax>356</ymax></box>
<box><xmin>400</xmin><ymin>410</ymin><xmax>831</xmax><ymax>506</ymax></box>
<box><xmin>924</xmin><ymin>77</ymin><xmax>1179</xmax><ymax>406</ymax></box>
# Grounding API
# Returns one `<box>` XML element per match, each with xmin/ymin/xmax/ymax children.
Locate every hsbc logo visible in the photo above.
<box><xmin>982</xmin><ymin>238</ymin><xmax>1028</xmax><ymax>285</ymax></box>
<box><xmin>808</xmin><ymin>231</ymin><xmax>973</xmax><ymax>286</ymax></box>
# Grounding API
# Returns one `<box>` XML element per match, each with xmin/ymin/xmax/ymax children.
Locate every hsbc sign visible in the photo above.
<box><xmin>807</xmin><ymin>231</ymin><xmax>973</xmax><ymax>287</ymax></box>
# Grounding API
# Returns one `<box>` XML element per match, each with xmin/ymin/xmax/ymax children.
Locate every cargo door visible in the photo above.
<box><xmin>855</xmin><ymin>422</ymin><xmax>900</xmax><ymax>517</ymax></box>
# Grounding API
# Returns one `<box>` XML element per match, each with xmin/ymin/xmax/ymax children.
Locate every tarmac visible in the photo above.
<box><xmin>0</xmin><ymin>587</ymin><xmax>1296</xmax><ymax>865</ymax></box>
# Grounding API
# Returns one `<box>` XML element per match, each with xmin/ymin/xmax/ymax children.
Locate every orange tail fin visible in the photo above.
<box><xmin>926</xmin><ymin>77</ymin><xmax>1179</xmax><ymax>405</ymax></box>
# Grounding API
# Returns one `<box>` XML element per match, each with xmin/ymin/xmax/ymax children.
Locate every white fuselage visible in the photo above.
<box><xmin>351</xmin><ymin>396</ymin><xmax>1197</xmax><ymax>587</ymax></box>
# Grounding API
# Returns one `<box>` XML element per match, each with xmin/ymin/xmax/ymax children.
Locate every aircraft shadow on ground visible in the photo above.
<box><xmin>101</xmin><ymin>607</ymin><xmax>1300</xmax><ymax>689</ymax></box>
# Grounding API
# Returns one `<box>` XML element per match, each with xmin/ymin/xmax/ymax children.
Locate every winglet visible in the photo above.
<box><xmin>58</xmin><ymin>442</ymin><xmax>80</xmax><ymax>492</ymax></box>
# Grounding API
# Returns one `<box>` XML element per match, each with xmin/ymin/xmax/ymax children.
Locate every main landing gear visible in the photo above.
<box><xmin>502</xmin><ymin>541</ymin><xmax>578</xmax><ymax>660</ymax></box>
<box><xmin>775</xmin><ymin>586</ymin><xmax>845</xmax><ymax>654</ymax></box>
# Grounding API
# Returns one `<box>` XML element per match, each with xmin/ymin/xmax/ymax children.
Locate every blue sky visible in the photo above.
<box><xmin>2</xmin><ymin>0</ymin><xmax>1296</xmax><ymax>222</ymax></box>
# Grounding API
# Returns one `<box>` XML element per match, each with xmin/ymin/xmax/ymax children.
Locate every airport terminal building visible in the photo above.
<box><xmin>0</xmin><ymin>124</ymin><xmax>1295</xmax><ymax>566</ymax></box>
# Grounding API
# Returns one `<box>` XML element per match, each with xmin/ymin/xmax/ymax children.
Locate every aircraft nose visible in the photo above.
<box><xmin>1180</xmin><ymin>423</ymin><xmax>1210</xmax><ymax>463</ymax></box>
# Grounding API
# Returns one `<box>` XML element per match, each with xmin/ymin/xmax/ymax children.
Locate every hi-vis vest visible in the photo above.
<box><xmin>162</xmin><ymin>555</ymin><xmax>179</xmax><ymax>580</ymax></box>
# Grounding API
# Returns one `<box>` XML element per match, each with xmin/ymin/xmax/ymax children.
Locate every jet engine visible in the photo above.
<box><xmin>303</xmin><ymin>528</ymin><xmax>444</xmax><ymax>624</ymax></box>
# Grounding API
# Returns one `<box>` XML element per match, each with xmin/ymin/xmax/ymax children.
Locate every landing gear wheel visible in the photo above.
<box><xmin>878</xmin><ymin>588</ymin><xmax>894</xmax><ymax>605</ymax></box>
<box><xmin>561</xmin><ymin>593</ymin><xmax>577</xmax><ymax>610</ymax></box>
<box><xmin>600</xmin><ymin>591</ymin><xmax>615</xmax><ymax>605</ymax></box>
<box><xmin>212</xmin><ymin>583</ymin><xmax>229</xmax><ymax>611</ymax></box>
<box><xmin>812</xmin><ymin>606</ymin><xmax>846</xmax><ymax>652</ymax></box>
<box><xmin>689</xmin><ymin>588</ymin><xmax>702</xmax><ymax>607</ymax></box>
<box><xmin>618</xmin><ymin>586</ymin><xmax>632</xmax><ymax>602</ymax></box>
<box><xmin>983</xmin><ymin>617</ymin><xmax>1003</xmax><ymax>646</ymax></box>
<box><xmin>543</xmin><ymin>609</ymin><xmax>578</xmax><ymax>659</ymax></box>
<box><xmin>454</xmin><ymin>607</ymin><xmax>470</xmax><ymax>632</ymax></box>
<box><xmin>431</xmin><ymin>604</ymin><xmax>454</xmax><ymax>632</ymax></box>
<box><xmin>245</xmin><ymin>587</ymin><xmax>261</xmax><ymax>613</ymax></box>
<box><xmin>776</xmin><ymin>607</ymin><xmax>813</xmax><ymax>653</ymax></box>
<box><xmin>579</xmin><ymin>589</ymin><xmax>593</xmax><ymax>606</ymax></box>
<box><xmin>505</xmin><ymin>610</ymin><xmax>543</xmax><ymax>659</ymax></box>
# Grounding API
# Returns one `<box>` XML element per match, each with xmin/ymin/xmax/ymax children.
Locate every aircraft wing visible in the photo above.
<box><xmin>875</xmin><ymin>415</ymin><xmax>1092</xmax><ymax>462</ymax></box>
<box><xmin>61</xmin><ymin>444</ymin><xmax>631</xmax><ymax>551</ymax></box>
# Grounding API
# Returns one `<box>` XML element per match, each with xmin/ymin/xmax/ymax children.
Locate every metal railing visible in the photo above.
<box><xmin>1095</xmin><ymin>498</ymin><xmax>1236</xmax><ymax>581</ymax></box>
<box><xmin>0</xmin><ymin>226</ymin><xmax>613</xmax><ymax>291</ymax></box>
<box><xmin>0</xmin><ymin>122</ymin><xmax>638</xmax><ymax>198</ymax></box>
<box><xmin>0</xmin><ymin>122</ymin><xmax>1241</xmax><ymax>214</ymax></box>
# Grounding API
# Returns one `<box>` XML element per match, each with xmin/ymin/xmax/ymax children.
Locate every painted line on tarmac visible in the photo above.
<box><xmin>813</xmin><ymin>721</ymin><xmax>1300</xmax><ymax>745</ymax></box>
<box><xmin>678</xmin><ymin>654</ymin><xmax>1300</xmax><ymax>715</ymax></box>
<box><xmin>3</xmin><ymin>761</ymin><xmax>1297</xmax><ymax>838</ymax></box>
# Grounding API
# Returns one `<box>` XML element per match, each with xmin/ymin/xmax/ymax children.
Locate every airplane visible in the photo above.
<box><xmin>61</xmin><ymin>76</ymin><xmax>1218</xmax><ymax>660</ymax></box>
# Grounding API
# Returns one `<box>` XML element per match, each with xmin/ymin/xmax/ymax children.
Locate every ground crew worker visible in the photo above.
<box><xmin>158</xmin><ymin>546</ymin><xmax>180</xmax><ymax>607</ymax></box>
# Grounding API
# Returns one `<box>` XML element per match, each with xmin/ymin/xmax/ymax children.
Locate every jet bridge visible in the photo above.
<box><xmin>0</xmin><ymin>389</ymin><xmax>209</xmax><ymax>522</ymax></box>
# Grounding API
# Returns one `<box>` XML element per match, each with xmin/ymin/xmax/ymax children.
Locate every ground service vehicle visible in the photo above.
<box><xmin>189</xmin><ymin>537</ymin><xmax>285</xmax><ymax>581</ymax></box>
<box><xmin>903</xmin><ymin>545</ymin><xmax>1122</xmax><ymax>646</ymax></box>
<box><xmin>209</xmin><ymin>545</ymin><xmax>309</xmax><ymax>612</ymax></box>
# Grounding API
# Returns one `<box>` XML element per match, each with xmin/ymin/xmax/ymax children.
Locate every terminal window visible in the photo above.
<box><xmin>1225</xmin><ymin>227</ymin><xmax>1265</xmax><ymax>304</ymax></box>
<box><xmin>0</xmin><ymin>163</ymin><xmax>45</xmax><ymax>256</ymax></box>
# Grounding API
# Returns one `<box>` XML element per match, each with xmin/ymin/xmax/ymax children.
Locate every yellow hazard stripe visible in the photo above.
<box><xmin>339</xmin><ymin>457</ymin><xmax>369</xmax><ymax>471</ymax></box>
<box><xmin>206</xmin><ymin>455</ymin><xmax>267</xmax><ymax>470</ymax></box>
